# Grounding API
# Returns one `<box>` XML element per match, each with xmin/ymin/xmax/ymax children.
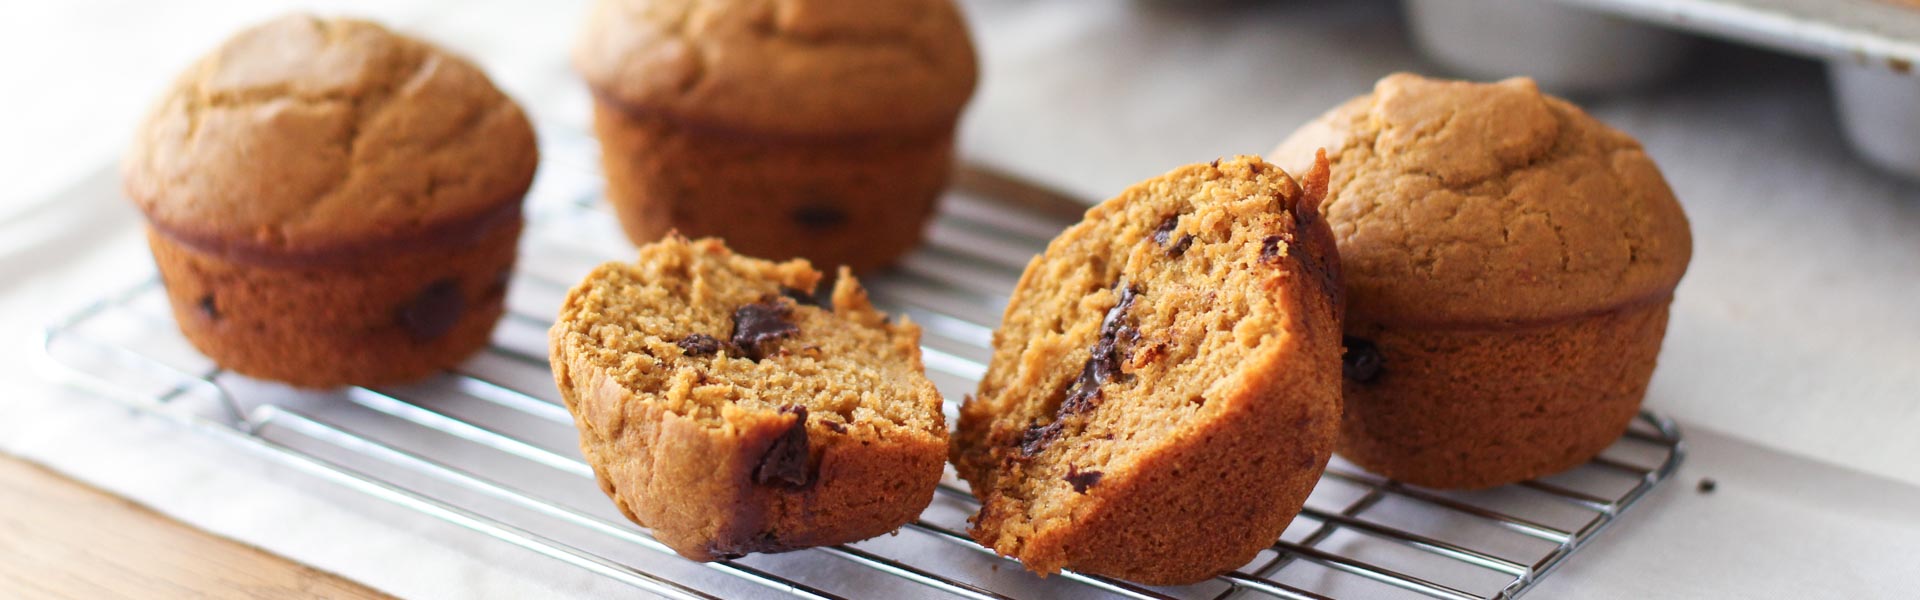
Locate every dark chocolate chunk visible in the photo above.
<box><xmin>1342</xmin><ymin>336</ymin><xmax>1385</xmax><ymax>384</ymax></box>
<box><xmin>822</xmin><ymin>420</ymin><xmax>848</xmax><ymax>434</ymax></box>
<box><xmin>754</xmin><ymin>406</ymin><xmax>812</xmax><ymax>487</ymax></box>
<box><xmin>1017</xmin><ymin>421</ymin><xmax>1064</xmax><ymax>459</ymax></box>
<box><xmin>1260</xmin><ymin>234</ymin><xmax>1292</xmax><ymax>264</ymax></box>
<box><xmin>677</xmin><ymin>333</ymin><xmax>723</xmax><ymax>357</ymax></box>
<box><xmin>1152</xmin><ymin>216</ymin><xmax>1179</xmax><ymax>246</ymax></box>
<box><xmin>1697</xmin><ymin>478</ymin><xmax>1717</xmax><ymax>494</ymax></box>
<box><xmin>396</xmin><ymin>278</ymin><xmax>465</xmax><ymax>341</ymax></box>
<box><xmin>196</xmin><ymin>294</ymin><xmax>220</xmax><ymax>322</ymax></box>
<box><xmin>1152</xmin><ymin>216</ymin><xmax>1196</xmax><ymax>258</ymax></box>
<box><xmin>780</xmin><ymin>286</ymin><xmax>823</xmax><ymax>307</ymax></box>
<box><xmin>731</xmin><ymin>298</ymin><xmax>800</xmax><ymax>361</ymax></box>
<box><xmin>1065</xmin><ymin>466</ymin><xmax>1104</xmax><ymax>494</ymax></box>
<box><xmin>1168</xmin><ymin>234</ymin><xmax>1194</xmax><ymax>257</ymax></box>
<box><xmin>791</xmin><ymin>205</ymin><xmax>849</xmax><ymax>230</ymax></box>
<box><xmin>1058</xmin><ymin>283</ymin><xmax>1142</xmax><ymax>417</ymax></box>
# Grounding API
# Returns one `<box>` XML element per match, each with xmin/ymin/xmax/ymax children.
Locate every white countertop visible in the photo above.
<box><xmin>3</xmin><ymin>0</ymin><xmax>1917</xmax><ymax>598</ymax></box>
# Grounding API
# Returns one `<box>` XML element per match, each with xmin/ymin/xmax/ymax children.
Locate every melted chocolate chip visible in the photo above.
<box><xmin>1065</xmin><ymin>466</ymin><xmax>1104</xmax><ymax>494</ymax></box>
<box><xmin>196</xmin><ymin>294</ymin><xmax>220</xmax><ymax>322</ymax></box>
<box><xmin>1168</xmin><ymin>234</ymin><xmax>1194</xmax><ymax>257</ymax></box>
<box><xmin>1260</xmin><ymin>235</ymin><xmax>1291</xmax><ymax>264</ymax></box>
<box><xmin>731</xmin><ymin>298</ymin><xmax>799</xmax><ymax>361</ymax></box>
<box><xmin>1342</xmin><ymin>336</ymin><xmax>1385</xmax><ymax>383</ymax></box>
<box><xmin>1017</xmin><ymin>421</ymin><xmax>1064</xmax><ymax>459</ymax></box>
<box><xmin>1059</xmin><ymin>283</ymin><xmax>1141</xmax><ymax>417</ymax></box>
<box><xmin>822</xmin><ymin>420</ymin><xmax>848</xmax><ymax>434</ymax></box>
<box><xmin>754</xmin><ymin>406</ymin><xmax>812</xmax><ymax>487</ymax></box>
<box><xmin>677</xmin><ymin>333</ymin><xmax>723</xmax><ymax>357</ymax></box>
<box><xmin>1152</xmin><ymin>216</ymin><xmax>1195</xmax><ymax>258</ymax></box>
<box><xmin>397</xmin><ymin>278</ymin><xmax>465</xmax><ymax>341</ymax></box>
<box><xmin>1152</xmin><ymin>216</ymin><xmax>1179</xmax><ymax>246</ymax></box>
<box><xmin>791</xmin><ymin>205</ymin><xmax>849</xmax><ymax>230</ymax></box>
<box><xmin>780</xmin><ymin>286</ymin><xmax>822</xmax><ymax>307</ymax></box>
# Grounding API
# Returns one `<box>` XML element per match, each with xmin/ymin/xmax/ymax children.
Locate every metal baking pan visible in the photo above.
<box><xmin>1404</xmin><ymin>0</ymin><xmax>1920</xmax><ymax>180</ymax></box>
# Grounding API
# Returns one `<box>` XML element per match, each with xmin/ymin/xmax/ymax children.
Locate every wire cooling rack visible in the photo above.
<box><xmin>38</xmin><ymin>133</ymin><xmax>1682</xmax><ymax>600</ymax></box>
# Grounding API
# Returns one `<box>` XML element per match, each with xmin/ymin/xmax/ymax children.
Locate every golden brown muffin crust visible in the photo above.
<box><xmin>1273</xmin><ymin>73</ymin><xmax>1691</xmax><ymax>325</ymax></box>
<box><xmin>954</xmin><ymin>156</ymin><xmax>1342</xmax><ymax>585</ymax></box>
<box><xmin>573</xmin><ymin>0</ymin><xmax>977</xmax><ymax>136</ymax></box>
<box><xmin>123</xmin><ymin>14</ymin><xmax>538</xmax><ymax>258</ymax></box>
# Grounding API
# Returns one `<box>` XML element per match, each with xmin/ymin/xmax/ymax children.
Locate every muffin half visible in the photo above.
<box><xmin>550</xmin><ymin>236</ymin><xmax>948</xmax><ymax>560</ymax></box>
<box><xmin>953</xmin><ymin>156</ymin><xmax>1343</xmax><ymax>585</ymax></box>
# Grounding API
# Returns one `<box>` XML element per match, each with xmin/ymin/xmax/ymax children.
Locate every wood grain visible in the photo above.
<box><xmin>0</xmin><ymin>454</ymin><xmax>388</xmax><ymax>600</ymax></box>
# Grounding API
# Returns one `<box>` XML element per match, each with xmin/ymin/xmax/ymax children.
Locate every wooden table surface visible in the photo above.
<box><xmin>0</xmin><ymin>454</ymin><xmax>386</xmax><ymax>599</ymax></box>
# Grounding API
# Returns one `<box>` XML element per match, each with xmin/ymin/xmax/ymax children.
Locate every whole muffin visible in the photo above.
<box><xmin>123</xmin><ymin>15</ymin><xmax>539</xmax><ymax>388</ymax></box>
<box><xmin>573</xmin><ymin>0</ymin><xmax>978</xmax><ymax>272</ymax></box>
<box><xmin>954</xmin><ymin>156</ymin><xmax>1342</xmax><ymax>585</ymax></box>
<box><xmin>1272</xmin><ymin>74</ymin><xmax>1691</xmax><ymax>489</ymax></box>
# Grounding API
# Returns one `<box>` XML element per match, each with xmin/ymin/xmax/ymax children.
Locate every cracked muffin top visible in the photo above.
<box><xmin>572</xmin><ymin>0</ymin><xmax>977</xmax><ymax>136</ymax></box>
<box><xmin>1273</xmin><ymin>73</ymin><xmax>1691</xmax><ymax>325</ymax></box>
<box><xmin>123</xmin><ymin>14</ymin><xmax>537</xmax><ymax>257</ymax></box>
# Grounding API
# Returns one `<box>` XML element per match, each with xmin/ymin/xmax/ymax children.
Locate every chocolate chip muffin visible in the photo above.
<box><xmin>122</xmin><ymin>14</ymin><xmax>537</xmax><ymax>388</ymax></box>
<box><xmin>550</xmin><ymin>236</ymin><xmax>948</xmax><ymax>560</ymax></box>
<box><xmin>953</xmin><ymin>156</ymin><xmax>1343</xmax><ymax>585</ymax></box>
<box><xmin>1272</xmin><ymin>73</ymin><xmax>1692</xmax><ymax>489</ymax></box>
<box><xmin>573</xmin><ymin>0</ymin><xmax>978</xmax><ymax>272</ymax></box>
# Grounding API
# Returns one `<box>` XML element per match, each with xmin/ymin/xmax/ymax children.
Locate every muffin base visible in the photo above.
<box><xmin>591</xmin><ymin>101</ymin><xmax>954</xmax><ymax>273</ymax></box>
<box><xmin>148</xmin><ymin>218</ymin><xmax>521</xmax><ymax>388</ymax></box>
<box><xmin>1338</xmin><ymin>300</ymin><xmax>1671</xmax><ymax>489</ymax></box>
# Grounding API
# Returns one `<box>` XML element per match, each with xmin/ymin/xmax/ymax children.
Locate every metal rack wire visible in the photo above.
<box><xmin>37</xmin><ymin>145</ymin><xmax>1682</xmax><ymax>599</ymax></box>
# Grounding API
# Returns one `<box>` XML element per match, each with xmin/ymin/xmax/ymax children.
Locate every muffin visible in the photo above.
<box><xmin>123</xmin><ymin>15</ymin><xmax>538</xmax><ymax>388</ymax></box>
<box><xmin>1272</xmin><ymin>73</ymin><xmax>1692</xmax><ymax>489</ymax></box>
<box><xmin>572</xmin><ymin>0</ymin><xmax>978</xmax><ymax>272</ymax></box>
<box><xmin>953</xmin><ymin>156</ymin><xmax>1343</xmax><ymax>585</ymax></box>
<box><xmin>550</xmin><ymin>236</ymin><xmax>948</xmax><ymax>560</ymax></box>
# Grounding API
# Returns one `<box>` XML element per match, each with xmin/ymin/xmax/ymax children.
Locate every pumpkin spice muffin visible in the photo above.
<box><xmin>1273</xmin><ymin>73</ymin><xmax>1692</xmax><ymax>489</ymax></box>
<box><xmin>953</xmin><ymin>156</ymin><xmax>1343</xmax><ymax>585</ymax></box>
<box><xmin>123</xmin><ymin>14</ymin><xmax>538</xmax><ymax>387</ymax></box>
<box><xmin>573</xmin><ymin>0</ymin><xmax>978</xmax><ymax>272</ymax></box>
<box><xmin>550</xmin><ymin>236</ymin><xmax>948</xmax><ymax>560</ymax></box>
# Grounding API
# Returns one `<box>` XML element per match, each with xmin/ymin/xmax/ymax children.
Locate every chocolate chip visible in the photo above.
<box><xmin>1065</xmin><ymin>466</ymin><xmax>1104</xmax><ymax>493</ymax></box>
<box><xmin>1152</xmin><ymin>216</ymin><xmax>1179</xmax><ymax>246</ymax></box>
<box><xmin>1168</xmin><ymin>234</ymin><xmax>1194</xmax><ymax>257</ymax></box>
<box><xmin>780</xmin><ymin>286</ymin><xmax>822</xmax><ymax>307</ymax></box>
<box><xmin>1059</xmin><ymin>283</ymin><xmax>1142</xmax><ymax>417</ymax></box>
<box><xmin>1697</xmin><ymin>478</ymin><xmax>1717</xmax><ymax>494</ymax></box>
<box><xmin>1017</xmin><ymin>421</ymin><xmax>1063</xmax><ymax>459</ymax></box>
<box><xmin>196</xmin><ymin>294</ymin><xmax>220</xmax><ymax>322</ymax></box>
<box><xmin>731</xmin><ymin>298</ymin><xmax>799</xmax><ymax>361</ymax></box>
<box><xmin>754</xmin><ymin>406</ymin><xmax>812</xmax><ymax>487</ymax></box>
<box><xmin>396</xmin><ymin>278</ymin><xmax>465</xmax><ymax>341</ymax></box>
<box><xmin>822</xmin><ymin>420</ymin><xmax>848</xmax><ymax>434</ymax></box>
<box><xmin>1342</xmin><ymin>336</ymin><xmax>1384</xmax><ymax>384</ymax></box>
<box><xmin>677</xmin><ymin>333</ymin><xmax>723</xmax><ymax>357</ymax></box>
<box><xmin>1152</xmin><ymin>216</ymin><xmax>1196</xmax><ymax>258</ymax></box>
<box><xmin>791</xmin><ymin>205</ymin><xmax>848</xmax><ymax>230</ymax></box>
<box><xmin>1260</xmin><ymin>234</ymin><xmax>1291</xmax><ymax>264</ymax></box>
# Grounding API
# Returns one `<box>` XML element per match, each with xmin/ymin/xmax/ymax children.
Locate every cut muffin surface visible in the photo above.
<box><xmin>550</xmin><ymin>236</ymin><xmax>946</xmax><ymax>560</ymax></box>
<box><xmin>953</xmin><ymin>155</ymin><xmax>1343</xmax><ymax>585</ymax></box>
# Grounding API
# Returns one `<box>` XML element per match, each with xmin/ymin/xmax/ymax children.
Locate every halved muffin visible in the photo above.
<box><xmin>550</xmin><ymin>236</ymin><xmax>947</xmax><ymax>560</ymax></box>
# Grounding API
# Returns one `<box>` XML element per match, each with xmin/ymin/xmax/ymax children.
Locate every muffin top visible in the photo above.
<box><xmin>573</xmin><ymin>0</ymin><xmax>977</xmax><ymax>136</ymax></box>
<box><xmin>1272</xmin><ymin>73</ymin><xmax>1691</xmax><ymax>326</ymax></box>
<box><xmin>123</xmin><ymin>14</ymin><xmax>537</xmax><ymax>259</ymax></box>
